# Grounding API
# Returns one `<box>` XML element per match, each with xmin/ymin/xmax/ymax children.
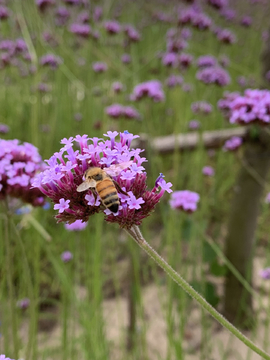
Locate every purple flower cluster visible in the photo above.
<box><xmin>105</xmin><ymin>104</ymin><xmax>141</xmax><ymax>120</ymax></box>
<box><xmin>206</xmin><ymin>0</ymin><xmax>228</xmax><ymax>9</ymax></box>
<box><xmin>202</xmin><ymin>166</ymin><xmax>215</xmax><ymax>177</ymax></box>
<box><xmin>216</xmin><ymin>29</ymin><xmax>237</xmax><ymax>44</ymax></box>
<box><xmin>223</xmin><ymin>136</ymin><xmax>243</xmax><ymax>151</ymax></box>
<box><xmin>92</xmin><ymin>61</ymin><xmax>107</xmax><ymax>73</ymax></box>
<box><xmin>17</xmin><ymin>297</ymin><xmax>30</xmax><ymax>310</ymax></box>
<box><xmin>259</xmin><ymin>267</ymin><xmax>270</xmax><ymax>280</ymax></box>
<box><xmin>104</xmin><ymin>20</ymin><xmax>121</xmax><ymax>34</ymax></box>
<box><xmin>0</xmin><ymin>355</ymin><xmax>14</xmax><ymax>360</ymax></box>
<box><xmin>69</xmin><ymin>23</ymin><xmax>91</xmax><ymax>38</ymax></box>
<box><xmin>61</xmin><ymin>251</ymin><xmax>73</xmax><ymax>262</ymax></box>
<box><xmin>65</xmin><ymin>219</ymin><xmax>87</xmax><ymax>231</ymax></box>
<box><xmin>165</xmin><ymin>74</ymin><xmax>183</xmax><ymax>88</ymax></box>
<box><xmin>218</xmin><ymin>89</ymin><xmax>270</xmax><ymax>125</ymax></box>
<box><xmin>169</xmin><ymin>190</ymin><xmax>200</xmax><ymax>213</ymax></box>
<box><xmin>178</xmin><ymin>8</ymin><xmax>212</xmax><ymax>30</ymax></box>
<box><xmin>124</xmin><ymin>25</ymin><xmax>141</xmax><ymax>42</ymax></box>
<box><xmin>197</xmin><ymin>55</ymin><xmax>217</xmax><ymax>68</ymax></box>
<box><xmin>191</xmin><ymin>101</ymin><xmax>213</xmax><ymax>114</ymax></box>
<box><xmin>40</xmin><ymin>53</ymin><xmax>63</xmax><ymax>69</ymax></box>
<box><xmin>0</xmin><ymin>139</ymin><xmax>46</xmax><ymax>206</ymax></box>
<box><xmin>196</xmin><ymin>66</ymin><xmax>231</xmax><ymax>86</ymax></box>
<box><xmin>130</xmin><ymin>80</ymin><xmax>164</xmax><ymax>102</ymax></box>
<box><xmin>188</xmin><ymin>120</ymin><xmax>201</xmax><ymax>130</ymax></box>
<box><xmin>32</xmin><ymin>131</ymin><xmax>172</xmax><ymax>228</ymax></box>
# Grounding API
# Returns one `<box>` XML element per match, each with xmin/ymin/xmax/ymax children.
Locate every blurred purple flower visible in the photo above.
<box><xmin>218</xmin><ymin>89</ymin><xmax>270</xmax><ymax>125</ymax></box>
<box><xmin>196</xmin><ymin>67</ymin><xmax>231</xmax><ymax>86</ymax></box>
<box><xmin>0</xmin><ymin>5</ymin><xmax>9</xmax><ymax>20</ymax></box>
<box><xmin>37</xmin><ymin>82</ymin><xmax>51</xmax><ymax>93</ymax></box>
<box><xmin>265</xmin><ymin>193</ymin><xmax>270</xmax><ymax>204</ymax></box>
<box><xmin>17</xmin><ymin>297</ymin><xmax>30</xmax><ymax>310</ymax></box>
<box><xmin>220</xmin><ymin>8</ymin><xmax>235</xmax><ymax>20</ymax></box>
<box><xmin>61</xmin><ymin>251</ymin><xmax>73</xmax><ymax>263</ymax></box>
<box><xmin>206</xmin><ymin>0</ymin><xmax>228</xmax><ymax>9</ymax></box>
<box><xmin>92</xmin><ymin>61</ymin><xmax>107</xmax><ymax>73</ymax></box>
<box><xmin>104</xmin><ymin>20</ymin><xmax>121</xmax><ymax>34</ymax></box>
<box><xmin>124</xmin><ymin>25</ymin><xmax>141</xmax><ymax>42</ymax></box>
<box><xmin>36</xmin><ymin>0</ymin><xmax>54</xmax><ymax>12</ymax></box>
<box><xmin>65</xmin><ymin>219</ymin><xmax>87</xmax><ymax>231</ymax></box>
<box><xmin>106</xmin><ymin>104</ymin><xmax>140</xmax><ymax>120</ymax></box>
<box><xmin>93</xmin><ymin>6</ymin><xmax>103</xmax><ymax>22</ymax></box>
<box><xmin>182</xmin><ymin>83</ymin><xmax>193</xmax><ymax>92</ymax></box>
<box><xmin>0</xmin><ymin>40</ymin><xmax>15</xmax><ymax>53</ymax></box>
<box><xmin>0</xmin><ymin>123</ymin><xmax>9</xmax><ymax>133</ymax></box>
<box><xmin>112</xmin><ymin>81</ymin><xmax>124</xmax><ymax>93</ymax></box>
<box><xmin>32</xmin><ymin>131</ymin><xmax>172</xmax><ymax>228</ymax></box>
<box><xmin>0</xmin><ymin>139</ymin><xmax>46</xmax><ymax>206</ymax></box>
<box><xmin>69</xmin><ymin>23</ymin><xmax>91</xmax><ymax>38</ymax></box>
<box><xmin>223</xmin><ymin>136</ymin><xmax>243</xmax><ymax>151</ymax></box>
<box><xmin>40</xmin><ymin>53</ymin><xmax>62</xmax><ymax>69</ymax></box>
<box><xmin>259</xmin><ymin>267</ymin><xmax>270</xmax><ymax>279</ymax></box>
<box><xmin>15</xmin><ymin>38</ymin><xmax>28</xmax><ymax>53</ymax></box>
<box><xmin>178</xmin><ymin>53</ymin><xmax>193</xmax><ymax>68</ymax></box>
<box><xmin>165</xmin><ymin>74</ymin><xmax>183</xmax><ymax>88</ymax></box>
<box><xmin>181</xmin><ymin>28</ymin><xmax>192</xmax><ymax>40</ymax></box>
<box><xmin>0</xmin><ymin>355</ymin><xmax>15</xmax><ymax>360</ymax></box>
<box><xmin>191</xmin><ymin>101</ymin><xmax>212</xmax><ymax>114</ymax></box>
<box><xmin>202</xmin><ymin>166</ymin><xmax>215</xmax><ymax>176</ymax></box>
<box><xmin>188</xmin><ymin>120</ymin><xmax>201</xmax><ymax>130</ymax></box>
<box><xmin>121</xmin><ymin>53</ymin><xmax>131</xmax><ymax>64</ymax></box>
<box><xmin>216</xmin><ymin>29</ymin><xmax>237</xmax><ymax>44</ymax></box>
<box><xmin>63</xmin><ymin>0</ymin><xmax>81</xmax><ymax>5</ymax></box>
<box><xmin>237</xmin><ymin>76</ymin><xmax>247</xmax><ymax>87</ymax></box>
<box><xmin>219</xmin><ymin>55</ymin><xmax>230</xmax><ymax>68</ymax></box>
<box><xmin>77</xmin><ymin>11</ymin><xmax>90</xmax><ymax>23</ymax></box>
<box><xmin>240</xmin><ymin>16</ymin><xmax>252</xmax><ymax>27</ymax></box>
<box><xmin>167</xmin><ymin>38</ymin><xmax>188</xmax><ymax>53</ymax></box>
<box><xmin>123</xmin><ymin>106</ymin><xmax>141</xmax><ymax>120</ymax></box>
<box><xmin>169</xmin><ymin>190</ymin><xmax>200</xmax><ymax>213</ymax></box>
<box><xmin>162</xmin><ymin>52</ymin><xmax>178</xmax><ymax>67</ymax></box>
<box><xmin>55</xmin><ymin>6</ymin><xmax>70</xmax><ymax>25</ymax></box>
<box><xmin>131</xmin><ymin>80</ymin><xmax>164</xmax><ymax>102</ymax></box>
<box><xmin>197</xmin><ymin>55</ymin><xmax>217</xmax><ymax>68</ymax></box>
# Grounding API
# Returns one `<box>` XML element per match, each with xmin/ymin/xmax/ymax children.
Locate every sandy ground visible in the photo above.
<box><xmin>26</xmin><ymin>255</ymin><xmax>270</xmax><ymax>360</ymax></box>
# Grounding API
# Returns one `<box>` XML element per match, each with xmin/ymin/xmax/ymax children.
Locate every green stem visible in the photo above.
<box><xmin>125</xmin><ymin>225</ymin><xmax>270</xmax><ymax>360</ymax></box>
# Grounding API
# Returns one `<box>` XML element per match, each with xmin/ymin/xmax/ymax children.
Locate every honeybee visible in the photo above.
<box><xmin>76</xmin><ymin>162</ymin><xmax>132</xmax><ymax>213</ymax></box>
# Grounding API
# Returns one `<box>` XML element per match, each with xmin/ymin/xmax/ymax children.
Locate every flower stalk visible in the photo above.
<box><xmin>125</xmin><ymin>225</ymin><xmax>270</xmax><ymax>360</ymax></box>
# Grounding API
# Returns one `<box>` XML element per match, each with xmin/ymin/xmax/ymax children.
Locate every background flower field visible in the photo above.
<box><xmin>1</xmin><ymin>0</ymin><xmax>270</xmax><ymax>359</ymax></box>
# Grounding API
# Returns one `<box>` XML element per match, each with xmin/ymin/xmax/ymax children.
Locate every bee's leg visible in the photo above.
<box><xmin>91</xmin><ymin>189</ymin><xmax>98</xmax><ymax>203</ymax></box>
<box><xmin>113</xmin><ymin>180</ymin><xmax>129</xmax><ymax>196</ymax></box>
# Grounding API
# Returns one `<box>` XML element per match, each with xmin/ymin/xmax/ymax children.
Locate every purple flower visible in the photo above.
<box><xmin>36</xmin><ymin>0</ymin><xmax>54</xmax><ymax>12</ymax></box>
<box><xmin>131</xmin><ymin>80</ymin><xmax>165</xmax><ymax>102</ymax></box>
<box><xmin>0</xmin><ymin>355</ymin><xmax>15</xmax><ymax>360</ymax></box>
<box><xmin>223</xmin><ymin>136</ymin><xmax>243</xmax><ymax>151</ymax></box>
<box><xmin>202</xmin><ymin>166</ymin><xmax>215</xmax><ymax>177</ymax></box>
<box><xmin>219</xmin><ymin>55</ymin><xmax>230</xmax><ymax>68</ymax></box>
<box><xmin>218</xmin><ymin>89</ymin><xmax>270</xmax><ymax>125</ymax></box>
<box><xmin>106</xmin><ymin>104</ymin><xmax>123</xmax><ymax>118</ymax></box>
<box><xmin>104</xmin><ymin>20</ymin><xmax>121</xmax><ymax>34</ymax></box>
<box><xmin>32</xmin><ymin>131</ymin><xmax>172</xmax><ymax>228</ymax></box>
<box><xmin>216</xmin><ymin>29</ymin><xmax>237</xmax><ymax>44</ymax></box>
<box><xmin>196</xmin><ymin>67</ymin><xmax>231</xmax><ymax>86</ymax></box>
<box><xmin>61</xmin><ymin>251</ymin><xmax>73</xmax><ymax>263</ymax></box>
<box><xmin>188</xmin><ymin>120</ymin><xmax>201</xmax><ymax>130</ymax></box>
<box><xmin>124</xmin><ymin>25</ymin><xmax>141</xmax><ymax>42</ymax></box>
<box><xmin>191</xmin><ymin>101</ymin><xmax>212</xmax><ymax>114</ymax></box>
<box><xmin>162</xmin><ymin>52</ymin><xmax>178</xmax><ymax>67</ymax></box>
<box><xmin>121</xmin><ymin>53</ymin><xmax>131</xmax><ymax>64</ymax></box>
<box><xmin>165</xmin><ymin>75</ymin><xmax>183</xmax><ymax>88</ymax></box>
<box><xmin>169</xmin><ymin>190</ymin><xmax>200</xmax><ymax>213</ymax></box>
<box><xmin>123</xmin><ymin>106</ymin><xmax>141</xmax><ymax>120</ymax></box>
<box><xmin>40</xmin><ymin>54</ymin><xmax>62</xmax><ymax>69</ymax></box>
<box><xmin>69</xmin><ymin>23</ymin><xmax>91</xmax><ymax>38</ymax></box>
<box><xmin>166</xmin><ymin>38</ymin><xmax>188</xmax><ymax>53</ymax></box>
<box><xmin>178</xmin><ymin>53</ymin><xmax>193</xmax><ymax>68</ymax></box>
<box><xmin>0</xmin><ymin>123</ymin><xmax>9</xmax><ymax>133</ymax></box>
<box><xmin>65</xmin><ymin>219</ymin><xmax>87</xmax><ymax>231</ymax></box>
<box><xmin>92</xmin><ymin>62</ymin><xmax>107</xmax><ymax>73</ymax></box>
<box><xmin>197</xmin><ymin>55</ymin><xmax>217</xmax><ymax>68</ymax></box>
<box><xmin>181</xmin><ymin>28</ymin><xmax>192</xmax><ymax>40</ymax></box>
<box><xmin>206</xmin><ymin>0</ymin><xmax>228</xmax><ymax>9</ymax></box>
<box><xmin>259</xmin><ymin>267</ymin><xmax>270</xmax><ymax>279</ymax></box>
<box><xmin>112</xmin><ymin>81</ymin><xmax>124</xmax><ymax>93</ymax></box>
<box><xmin>237</xmin><ymin>76</ymin><xmax>247</xmax><ymax>87</ymax></box>
<box><xmin>1</xmin><ymin>139</ymin><xmax>46</xmax><ymax>206</ymax></box>
<box><xmin>0</xmin><ymin>5</ymin><xmax>9</xmax><ymax>20</ymax></box>
<box><xmin>17</xmin><ymin>297</ymin><xmax>30</xmax><ymax>310</ymax></box>
<box><xmin>220</xmin><ymin>8</ymin><xmax>235</xmax><ymax>20</ymax></box>
<box><xmin>240</xmin><ymin>16</ymin><xmax>252</xmax><ymax>27</ymax></box>
<box><xmin>93</xmin><ymin>6</ymin><xmax>103</xmax><ymax>22</ymax></box>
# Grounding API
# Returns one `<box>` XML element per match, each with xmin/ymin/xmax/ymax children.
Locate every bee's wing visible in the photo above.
<box><xmin>77</xmin><ymin>179</ymin><xmax>96</xmax><ymax>192</ymax></box>
<box><xmin>105</xmin><ymin>161</ymin><xmax>133</xmax><ymax>177</ymax></box>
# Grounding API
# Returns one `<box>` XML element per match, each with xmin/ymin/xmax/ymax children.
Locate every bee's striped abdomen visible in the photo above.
<box><xmin>96</xmin><ymin>178</ymin><xmax>119</xmax><ymax>213</ymax></box>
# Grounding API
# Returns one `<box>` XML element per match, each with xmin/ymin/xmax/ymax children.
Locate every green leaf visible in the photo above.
<box><xmin>203</xmin><ymin>241</ymin><xmax>217</xmax><ymax>263</ymax></box>
<box><xmin>210</xmin><ymin>260</ymin><xmax>227</xmax><ymax>277</ymax></box>
<box><xmin>205</xmin><ymin>281</ymin><xmax>219</xmax><ymax>307</ymax></box>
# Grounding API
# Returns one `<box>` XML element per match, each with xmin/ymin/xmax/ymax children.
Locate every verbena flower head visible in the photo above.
<box><xmin>130</xmin><ymin>80</ymin><xmax>165</xmax><ymax>102</ymax></box>
<box><xmin>36</xmin><ymin>0</ymin><xmax>54</xmax><ymax>12</ymax></box>
<box><xmin>188</xmin><ymin>120</ymin><xmax>201</xmax><ymax>130</ymax></box>
<box><xmin>196</xmin><ymin>67</ymin><xmax>231</xmax><ymax>86</ymax></box>
<box><xmin>191</xmin><ymin>101</ymin><xmax>212</xmax><ymax>114</ymax></box>
<box><xmin>104</xmin><ymin>20</ymin><xmax>121</xmax><ymax>34</ymax></box>
<box><xmin>0</xmin><ymin>124</ymin><xmax>9</xmax><ymax>134</ymax></box>
<box><xmin>65</xmin><ymin>219</ymin><xmax>87</xmax><ymax>231</ymax></box>
<box><xmin>61</xmin><ymin>251</ymin><xmax>73</xmax><ymax>262</ymax></box>
<box><xmin>32</xmin><ymin>132</ymin><xmax>172</xmax><ymax>228</ymax></box>
<box><xmin>40</xmin><ymin>53</ymin><xmax>62</xmax><ymax>69</ymax></box>
<box><xmin>162</xmin><ymin>52</ymin><xmax>178</xmax><ymax>67</ymax></box>
<box><xmin>17</xmin><ymin>297</ymin><xmax>30</xmax><ymax>310</ymax></box>
<box><xmin>178</xmin><ymin>53</ymin><xmax>193</xmax><ymax>68</ymax></box>
<box><xmin>259</xmin><ymin>267</ymin><xmax>270</xmax><ymax>280</ymax></box>
<box><xmin>216</xmin><ymin>29</ymin><xmax>237</xmax><ymax>44</ymax></box>
<box><xmin>240</xmin><ymin>16</ymin><xmax>252</xmax><ymax>27</ymax></box>
<box><xmin>112</xmin><ymin>81</ymin><xmax>124</xmax><ymax>93</ymax></box>
<box><xmin>218</xmin><ymin>89</ymin><xmax>270</xmax><ymax>125</ymax></box>
<box><xmin>92</xmin><ymin>61</ymin><xmax>107</xmax><ymax>73</ymax></box>
<box><xmin>265</xmin><ymin>193</ymin><xmax>270</xmax><ymax>204</ymax></box>
<box><xmin>165</xmin><ymin>74</ymin><xmax>183</xmax><ymax>88</ymax></box>
<box><xmin>202</xmin><ymin>166</ymin><xmax>215</xmax><ymax>176</ymax></box>
<box><xmin>105</xmin><ymin>104</ymin><xmax>141</xmax><ymax>120</ymax></box>
<box><xmin>206</xmin><ymin>0</ymin><xmax>228</xmax><ymax>9</ymax></box>
<box><xmin>223</xmin><ymin>136</ymin><xmax>243</xmax><ymax>151</ymax></box>
<box><xmin>169</xmin><ymin>190</ymin><xmax>200</xmax><ymax>213</ymax></box>
<box><xmin>0</xmin><ymin>6</ymin><xmax>10</xmax><ymax>20</ymax></box>
<box><xmin>124</xmin><ymin>25</ymin><xmax>141</xmax><ymax>42</ymax></box>
<box><xmin>0</xmin><ymin>355</ymin><xmax>14</xmax><ymax>360</ymax></box>
<box><xmin>0</xmin><ymin>139</ymin><xmax>46</xmax><ymax>206</ymax></box>
<box><xmin>197</xmin><ymin>55</ymin><xmax>217</xmax><ymax>68</ymax></box>
<box><xmin>69</xmin><ymin>23</ymin><xmax>91</xmax><ymax>37</ymax></box>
